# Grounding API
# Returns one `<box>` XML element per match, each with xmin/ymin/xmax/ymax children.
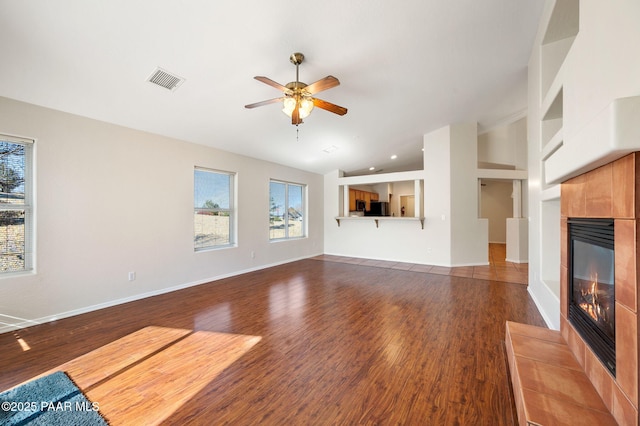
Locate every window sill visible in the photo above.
<box><xmin>269</xmin><ymin>236</ymin><xmax>307</xmax><ymax>243</ymax></box>
<box><xmin>194</xmin><ymin>244</ymin><xmax>237</xmax><ymax>253</ymax></box>
<box><xmin>0</xmin><ymin>269</ymin><xmax>36</xmax><ymax>279</ymax></box>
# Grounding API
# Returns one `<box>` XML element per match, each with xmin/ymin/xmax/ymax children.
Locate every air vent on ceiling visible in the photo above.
<box><xmin>147</xmin><ymin>67</ymin><xmax>185</xmax><ymax>91</ymax></box>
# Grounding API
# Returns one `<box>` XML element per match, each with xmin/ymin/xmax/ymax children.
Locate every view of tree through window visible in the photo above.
<box><xmin>0</xmin><ymin>136</ymin><xmax>32</xmax><ymax>273</ymax></box>
<box><xmin>270</xmin><ymin>180</ymin><xmax>305</xmax><ymax>240</ymax></box>
<box><xmin>194</xmin><ymin>168</ymin><xmax>234</xmax><ymax>250</ymax></box>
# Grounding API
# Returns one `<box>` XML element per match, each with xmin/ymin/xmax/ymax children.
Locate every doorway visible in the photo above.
<box><xmin>479</xmin><ymin>180</ymin><xmax>512</xmax><ymax>243</ymax></box>
<box><xmin>400</xmin><ymin>195</ymin><xmax>415</xmax><ymax>217</ymax></box>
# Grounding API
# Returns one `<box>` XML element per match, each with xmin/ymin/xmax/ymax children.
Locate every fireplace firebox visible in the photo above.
<box><xmin>568</xmin><ymin>218</ymin><xmax>616</xmax><ymax>376</ymax></box>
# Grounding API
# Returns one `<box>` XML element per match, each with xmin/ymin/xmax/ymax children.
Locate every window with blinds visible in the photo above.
<box><xmin>194</xmin><ymin>167</ymin><xmax>235</xmax><ymax>250</ymax></box>
<box><xmin>0</xmin><ymin>135</ymin><xmax>33</xmax><ymax>273</ymax></box>
<box><xmin>269</xmin><ymin>180</ymin><xmax>306</xmax><ymax>240</ymax></box>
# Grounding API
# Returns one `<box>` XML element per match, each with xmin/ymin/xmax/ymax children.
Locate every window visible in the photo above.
<box><xmin>270</xmin><ymin>180</ymin><xmax>305</xmax><ymax>240</ymax></box>
<box><xmin>0</xmin><ymin>135</ymin><xmax>33</xmax><ymax>273</ymax></box>
<box><xmin>194</xmin><ymin>167</ymin><xmax>235</xmax><ymax>250</ymax></box>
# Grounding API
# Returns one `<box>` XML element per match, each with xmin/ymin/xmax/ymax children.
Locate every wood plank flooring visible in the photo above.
<box><xmin>314</xmin><ymin>243</ymin><xmax>529</xmax><ymax>285</ymax></box>
<box><xmin>0</xmin><ymin>256</ymin><xmax>545</xmax><ymax>425</ymax></box>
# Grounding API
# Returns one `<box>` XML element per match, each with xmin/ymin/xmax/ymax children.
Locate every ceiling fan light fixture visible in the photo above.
<box><xmin>246</xmin><ymin>52</ymin><xmax>346</xmax><ymax>126</ymax></box>
<box><xmin>299</xmin><ymin>97</ymin><xmax>314</xmax><ymax>118</ymax></box>
<box><xmin>282</xmin><ymin>97</ymin><xmax>296</xmax><ymax>116</ymax></box>
<box><xmin>282</xmin><ymin>96</ymin><xmax>314</xmax><ymax>119</ymax></box>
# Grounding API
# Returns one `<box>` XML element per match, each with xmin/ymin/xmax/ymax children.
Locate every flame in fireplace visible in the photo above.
<box><xmin>579</xmin><ymin>272</ymin><xmax>609</xmax><ymax>324</ymax></box>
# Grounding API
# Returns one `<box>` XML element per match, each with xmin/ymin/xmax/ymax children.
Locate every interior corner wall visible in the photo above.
<box><xmin>478</xmin><ymin>117</ymin><xmax>528</xmax><ymax>170</ymax></box>
<box><xmin>525</xmin><ymin>0</ymin><xmax>563</xmax><ymax>330</ymax></box>
<box><xmin>423</xmin><ymin>126</ymin><xmax>453</xmax><ymax>266</ymax></box>
<box><xmin>423</xmin><ymin>123</ymin><xmax>488</xmax><ymax>266</ymax></box>
<box><xmin>449</xmin><ymin>123</ymin><xmax>489</xmax><ymax>266</ymax></box>
<box><xmin>0</xmin><ymin>96</ymin><xmax>324</xmax><ymax>332</ymax></box>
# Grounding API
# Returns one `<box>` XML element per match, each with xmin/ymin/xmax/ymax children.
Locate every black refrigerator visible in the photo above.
<box><xmin>367</xmin><ymin>201</ymin><xmax>390</xmax><ymax>216</ymax></box>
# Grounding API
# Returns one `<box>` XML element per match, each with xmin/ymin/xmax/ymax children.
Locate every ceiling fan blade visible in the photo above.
<box><xmin>312</xmin><ymin>98</ymin><xmax>348</xmax><ymax>116</ymax></box>
<box><xmin>244</xmin><ymin>97</ymin><xmax>284</xmax><ymax>109</ymax></box>
<box><xmin>254</xmin><ymin>76</ymin><xmax>289</xmax><ymax>92</ymax></box>
<box><xmin>292</xmin><ymin>102</ymin><xmax>302</xmax><ymax>125</ymax></box>
<box><xmin>304</xmin><ymin>76</ymin><xmax>340</xmax><ymax>95</ymax></box>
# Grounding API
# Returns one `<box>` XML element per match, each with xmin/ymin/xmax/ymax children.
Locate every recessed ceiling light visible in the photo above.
<box><xmin>391</xmin><ymin>154</ymin><xmax>397</xmax><ymax>160</ymax></box>
<box><xmin>369</xmin><ymin>166</ymin><xmax>375</xmax><ymax>171</ymax></box>
<box><xmin>322</xmin><ymin>145</ymin><xmax>339</xmax><ymax>154</ymax></box>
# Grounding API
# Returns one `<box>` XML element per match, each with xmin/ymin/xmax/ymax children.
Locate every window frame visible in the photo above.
<box><xmin>0</xmin><ymin>134</ymin><xmax>34</xmax><ymax>275</ymax></box>
<box><xmin>269</xmin><ymin>179</ymin><xmax>307</xmax><ymax>241</ymax></box>
<box><xmin>193</xmin><ymin>167</ymin><xmax>236</xmax><ymax>251</ymax></box>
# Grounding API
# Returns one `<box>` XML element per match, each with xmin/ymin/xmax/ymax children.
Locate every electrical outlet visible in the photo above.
<box><xmin>128</xmin><ymin>271</ymin><xmax>136</xmax><ymax>281</ymax></box>
<box><xmin>251</xmin><ymin>251</ymin><xmax>255</xmax><ymax>259</ymax></box>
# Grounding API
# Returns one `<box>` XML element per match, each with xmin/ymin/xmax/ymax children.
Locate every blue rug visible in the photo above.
<box><xmin>0</xmin><ymin>371</ymin><xmax>108</xmax><ymax>425</ymax></box>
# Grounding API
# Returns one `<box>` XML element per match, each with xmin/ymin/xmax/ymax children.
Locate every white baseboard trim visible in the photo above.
<box><xmin>323</xmin><ymin>251</ymin><xmax>490</xmax><ymax>268</ymax></box>
<box><xmin>527</xmin><ymin>283</ymin><xmax>560</xmax><ymax>330</ymax></box>
<box><xmin>505</xmin><ymin>258</ymin><xmax>529</xmax><ymax>264</ymax></box>
<box><xmin>0</xmin><ymin>253</ymin><xmax>322</xmax><ymax>335</ymax></box>
<box><xmin>450</xmin><ymin>262</ymin><xmax>490</xmax><ymax>267</ymax></box>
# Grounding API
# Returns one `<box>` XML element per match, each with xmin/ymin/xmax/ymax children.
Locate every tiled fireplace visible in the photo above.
<box><xmin>561</xmin><ymin>152</ymin><xmax>640</xmax><ymax>423</ymax></box>
<box><xmin>567</xmin><ymin>218</ymin><xmax>616</xmax><ymax>375</ymax></box>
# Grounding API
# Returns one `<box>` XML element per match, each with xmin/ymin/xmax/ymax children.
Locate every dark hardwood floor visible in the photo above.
<box><xmin>0</xmin><ymin>258</ymin><xmax>546</xmax><ymax>425</ymax></box>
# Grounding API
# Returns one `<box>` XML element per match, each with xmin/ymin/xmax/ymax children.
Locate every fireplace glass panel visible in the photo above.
<box><xmin>572</xmin><ymin>240</ymin><xmax>615</xmax><ymax>341</ymax></box>
<box><xmin>568</xmin><ymin>217</ymin><xmax>615</xmax><ymax>375</ymax></box>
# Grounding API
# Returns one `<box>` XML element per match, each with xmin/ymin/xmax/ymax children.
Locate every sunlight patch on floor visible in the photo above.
<box><xmin>36</xmin><ymin>326</ymin><xmax>261</xmax><ymax>425</ymax></box>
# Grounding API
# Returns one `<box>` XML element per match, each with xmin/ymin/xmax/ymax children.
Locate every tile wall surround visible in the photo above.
<box><xmin>561</xmin><ymin>152</ymin><xmax>640</xmax><ymax>425</ymax></box>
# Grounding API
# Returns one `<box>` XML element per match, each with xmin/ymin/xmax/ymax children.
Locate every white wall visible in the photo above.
<box><xmin>324</xmin><ymin>123</ymin><xmax>488</xmax><ymax>267</ymax></box>
<box><xmin>477</xmin><ymin>118</ymin><xmax>529</xmax><ymax>217</ymax></box>
<box><xmin>449</xmin><ymin>123</ymin><xmax>489</xmax><ymax>266</ymax></box>
<box><xmin>389</xmin><ymin>181</ymin><xmax>414</xmax><ymax>217</ymax></box>
<box><xmin>561</xmin><ymin>1</ymin><xmax>640</xmax><ymax>147</ymax></box>
<box><xmin>527</xmin><ymin>0</ymin><xmax>640</xmax><ymax>329</ymax></box>
<box><xmin>478</xmin><ymin>117</ymin><xmax>527</xmax><ymax>170</ymax></box>
<box><xmin>543</xmin><ymin>0</ymin><xmax>640</xmax><ymax>183</ymax></box>
<box><xmin>481</xmin><ymin>181</ymin><xmax>513</xmax><ymax>243</ymax></box>
<box><xmin>527</xmin><ymin>1</ymin><xmax>561</xmax><ymax>330</ymax></box>
<box><xmin>422</xmin><ymin>126</ymin><xmax>453</xmax><ymax>265</ymax></box>
<box><xmin>324</xmin><ymin>170</ymin><xmax>431</xmax><ymax>264</ymax></box>
<box><xmin>0</xmin><ymin>96</ymin><xmax>323</xmax><ymax>332</ymax></box>
<box><xmin>478</xmin><ymin>118</ymin><xmax>529</xmax><ymax>257</ymax></box>
<box><xmin>372</xmin><ymin>183</ymin><xmax>391</xmax><ymax>202</ymax></box>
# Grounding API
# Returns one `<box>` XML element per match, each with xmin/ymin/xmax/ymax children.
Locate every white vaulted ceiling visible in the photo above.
<box><xmin>0</xmin><ymin>0</ymin><xmax>543</xmax><ymax>175</ymax></box>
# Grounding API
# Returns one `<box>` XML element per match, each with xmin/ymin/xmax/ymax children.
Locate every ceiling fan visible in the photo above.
<box><xmin>244</xmin><ymin>52</ymin><xmax>348</xmax><ymax>126</ymax></box>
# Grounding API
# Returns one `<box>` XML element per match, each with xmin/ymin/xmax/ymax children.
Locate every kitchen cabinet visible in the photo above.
<box><xmin>339</xmin><ymin>172</ymin><xmax>424</xmax><ymax>219</ymax></box>
<box><xmin>349</xmin><ymin>189</ymin><xmax>380</xmax><ymax>211</ymax></box>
